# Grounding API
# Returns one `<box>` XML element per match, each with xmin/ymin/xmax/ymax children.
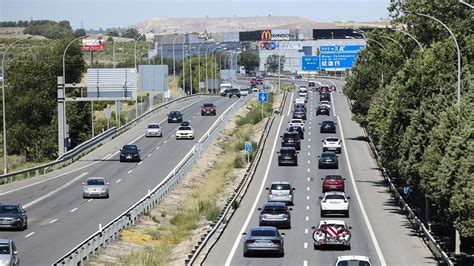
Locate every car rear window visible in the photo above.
<box><xmin>271</xmin><ymin>184</ymin><xmax>291</xmax><ymax>190</ymax></box>
<box><xmin>123</xmin><ymin>145</ymin><xmax>138</xmax><ymax>151</ymax></box>
<box><xmin>326</xmin><ymin>194</ymin><xmax>345</xmax><ymax>200</ymax></box>
<box><xmin>87</xmin><ymin>179</ymin><xmax>105</xmax><ymax>186</ymax></box>
<box><xmin>283</xmin><ymin>133</ymin><xmax>298</xmax><ymax>138</ymax></box>
<box><xmin>0</xmin><ymin>244</ymin><xmax>10</xmax><ymax>254</ymax></box>
<box><xmin>337</xmin><ymin>261</ymin><xmax>371</xmax><ymax>266</ymax></box>
<box><xmin>321</xmin><ymin>153</ymin><xmax>336</xmax><ymax>158</ymax></box>
<box><xmin>148</xmin><ymin>124</ymin><xmax>160</xmax><ymax>129</ymax></box>
<box><xmin>322</xmin><ymin>121</ymin><xmax>334</xmax><ymax>126</ymax></box>
<box><xmin>263</xmin><ymin>205</ymin><xmax>287</xmax><ymax>213</ymax></box>
<box><xmin>179</xmin><ymin>127</ymin><xmax>192</xmax><ymax>131</ymax></box>
<box><xmin>251</xmin><ymin>229</ymin><xmax>277</xmax><ymax>237</ymax></box>
<box><xmin>326</xmin><ymin>138</ymin><xmax>339</xmax><ymax>142</ymax></box>
<box><xmin>170</xmin><ymin>111</ymin><xmax>180</xmax><ymax>115</ymax></box>
<box><xmin>203</xmin><ymin>103</ymin><xmax>214</xmax><ymax>107</ymax></box>
<box><xmin>280</xmin><ymin>149</ymin><xmax>296</xmax><ymax>155</ymax></box>
<box><xmin>326</xmin><ymin>175</ymin><xmax>343</xmax><ymax>180</ymax></box>
<box><xmin>0</xmin><ymin>205</ymin><xmax>20</xmax><ymax>214</ymax></box>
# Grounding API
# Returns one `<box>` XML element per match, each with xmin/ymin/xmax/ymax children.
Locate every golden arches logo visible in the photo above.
<box><xmin>261</xmin><ymin>30</ymin><xmax>271</xmax><ymax>41</ymax></box>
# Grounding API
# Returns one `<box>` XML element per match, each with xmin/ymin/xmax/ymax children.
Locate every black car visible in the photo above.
<box><xmin>281</xmin><ymin>132</ymin><xmax>301</xmax><ymax>150</ymax></box>
<box><xmin>277</xmin><ymin>147</ymin><xmax>298</xmax><ymax>166</ymax></box>
<box><xmin>180</xmin><ymin>120</ymin><xmax>190</xmax><ymax>126</ymax></box>
<box><xmin>168</xmin><ymin>111</ymin><xmax>183</xmax><ymax>123</ymax></box>
<box><xmin>320</xmin><ymin>120</ymin><xmax>337</xmax><ymax>133</ymax></box>
<box><xmin>288</xmin><ymin>126</ymin><xmax>304</xmax><ymax>139</ymax></box>
<box><xmin>318</xmin><ymin>152</ymin><xmax>339</xmax><ymax>169</ymax></box>
<box><xmin>0</xmin><ymin>204</ymin><xmax>27</xmax><ymax>230</ymax></box>
<box><xmin>320</xmin><ymin>93</ymin><xmax>331</xmax><ymax>101</ymax></box>
<box><xmin>292</xmin><ymin>110</ymin><xmax>307</xmax><ymax>120</ymax></box>
<box><xmin>294</xmin><ymin>103</ymin><xmax>307</xmax><ymax>112</ymax></box>
<box><xmin>316</xmin><ymin>106</ymin><xmax>330</xmax><ymax>116</ymax></box>
<box><xmin>120</xmin><ymin>144</ymin><xmax>141</xmax><ymax>162</ymax></box>
<box><xmin>258</xmin><ymin>202</ymin><xmax>291</xmax><ymax>229</ymax></box>
<box><xmin>227</xmin><ymin>88</ymin><xmax>241</xmax><ymax>98</ymax></box>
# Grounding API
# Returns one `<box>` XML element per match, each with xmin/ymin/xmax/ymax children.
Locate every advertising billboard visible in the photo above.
<box><xmin>87</xmin><ymin>68</ymin><xmax>137</xmax><ymax>99</ymax></box>
<box><xmin>271</xmin><ymin>29</ymin><xmax>290</xmax><ymax>41</ymax></box>
<box><xmin>81</xmin><ymin>39</ymin><xmax>106</xmax><ymax>51</ymax></box>
<box><xmin>260</xmin><ymin>41</ymin><xmax>279</xmax><ymax>50</ymax></box>
<box><xmin>261</xmin><ymin>30</ymin><xmax>272</xmax><ymax>41</ymax></box>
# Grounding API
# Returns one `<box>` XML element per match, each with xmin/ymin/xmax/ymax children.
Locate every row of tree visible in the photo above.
<box><xmin>344</xmin><ymin>0</ymin><xmax>473</xmax><ymax>248</ymax></box>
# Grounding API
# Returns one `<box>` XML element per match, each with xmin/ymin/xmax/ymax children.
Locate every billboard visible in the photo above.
<box><xmin>281</xmin><ymin>41</ymin><xmax>302</xmax><ymax>50</ymax></box>
<box><xmin>319</xmin><ymin>45</ymin><xmax>364</xmax><ymax>53</ymax></box>
<box><xmin>261</xmin><ymin>30</ymin><xmax>272</xmax><ymax>41</ymax></box>
<box><xmin>302</xmin><ymin>56</ymin><xmax>320</xmax><ymax>71</ymax></box>
<box><xmin>87</xmin><ymin>68</ymin><xmax>138</xmax><ymax>99</ymax></box>
<box><xmin>138</xmin><ymin>65</ymin><xmax>169</xmax><ymax>93</ymax></box>
<box><xmin>239</xmin><ymin>30</ymin><xmax>262</xmax><ymax>42</ymax></box>
<box><xmin>260</xmin><ymin>41</ymin><xmax>279</xmax><ymax>50</ymax></box>
<box><xmin>271</xmin><ymin>29</ymin><xmax>290</xmax><ymax>41</ymax></box>
<box><xmin>81</xmin><ymin>39</ymin><xmax>106</xmax><ymax>51</ymax></box>
<box><xmin>320</xmin><ymin>53</ymin><xmax>359</xmax><ymax>69</ymax></box>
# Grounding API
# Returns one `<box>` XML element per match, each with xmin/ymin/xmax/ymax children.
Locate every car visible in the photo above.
<box><xmin>329</xmin><ymin>85</ymin><xmax>337</xmax><ymax>92</ymax></box>
<box><xmin>312</xmin><ymin>220</ymin><xmax>351</xmax><ymax>250</ymax></box>
<box><xmin>294</xmin><ymin>106</ymin><xmax>307</xmax><ymax>114</ymax></box>
<box><xmin>201</xmin><ymin>103</ymin><xmax>216</xmax><ymax>116</ymax></box>
<box><xmin>335</xmin><ymin>255</ymin><xmax>371</xmax><ymax>266</ymax></box>
<box><xmin>281</xmin><ymin>132</ymin><xmax>301</xmax><ymax>150</ymax></box>
<box><xmin>322</xmin><ymin>137</ymin><xmax>342</xmax><ymax>153</ymax></box>
<box><xmin>0</xmin><ymin>204</ymin><xmax>27</xmax><ymax>231</ymax></box>
<box><xmin>318</xmin><ymin>152</ymin><xmax>338</xmax><ymax>169</ymax></box>
<box><xmin>320</xmin><ymin>120</ymin><xmax>337</xmax><ymax>133</ymax></box>
<box><xmin>298</xmin><ymin>92</ymin><xmax>308</xmax><ymax>99</ymax></box>
<box><xmin>240</xmin><ymin>88</ymin><xmax>249</xmax><ymax>96</ymax></box>
<box><xmin>298</xmin><ymin>95</ymin><xmax>308</xmax><ymax>103</ymax></box>
<box><xmin>292</xmin><ymin>110</ymin><xmax>307</xmax><ymax>120</ymax></box>
<box><xmin>320</xmin><ymin>100</ymin><xmax>331</xmax><ymax>107</ymax></box>
<box><xmin>180</xmin><ymin>120</ymin><xmax>191</xmax><ymax>127</ymax></box>
<box><xmin>288</xmin><ymin>126</ymin><xmax>304</xmax><ymax>139</ymax></box>
<box><xmin>258</xmin><ymin>202</ymin><xmax>292</xmax><ymax>229</ymax></box>
<box><xmin>294</xmin><ymin>103</ymin><xmax>307</xmax><ymax>112</ymax></box>
<box><xmin>316</xmin><ymin>106</ymin><xmax>330</xmax><ymax>116</ymax></box>
<box><xmin>320</xmin><ymin>191</ymin><xmax>350</xmax><ymax>217</ymax></box>
<box><xmin>252</xmin><ymin>86</ymin><xmax>259</xmax><ymax>92</ymax></box>
<box><xmin>298</xmin><ymin>86</ymin><xmax>308</xmax><ymax>93</ymax></box>
<box><xmin>250</xmin><ymin>77</ymin><xmax>257</xmax><ymax>85</ymax></box>
<box><xmin>220</xmin><ymin>88</ymin><xmax>231</xmax><ymax>96</ymax></box>
<box><xmin>243</xmin><ymin>226</ymin><xmax>285</xmax><ymax>257</ymax></box>
<box><xmin>289</xmin><ymin>119</ymin><xmax>304</xmax><ymax>130</ymax></box>
<box><xmin>82</xmin><ymin>177</ymin><xmax>110</xmax><ymax>199</ymax></box>
<box><xmin>308</xmin><ymin>81</ymin><xmax>317</xmax><ymax>88</ymax></box>
<box><xmin>318</xmin><ymin>86</ymin><xmax>330</xmax><ymax>94</ymax></box>
<box><xmin>277</xmin><ymin>147</ymin><xmax>298</xmax><ymax>166</ymax></box>
<box><xmin>168</xmin><ymin>111</ymin><xmax>183</xmax><ymax>123</ymax></box>
<box><xmin>176</xmin><ymin>126</ymin><xmax>195</xmax><ymax>140</ymax></box>
<box><xmin>120</xmin><ymin>144</ymin><xmax>141</xmax><ymax>162</ymax></box>
<box><xmin>266</xmin><ymin>181</ymin><xmax>295</xmax><ymax>205</ymax></box>
<box><xmin>322</xmin><ymin>175</ymin><xmax>346</xmax><ymax>193</ymax></box>
<box><xmin>294</xmin><ymin>98</ymin><xmax>306</xmax><ymax>105</ymax></box>
<box><xmin>145</xmin><ymin>123</ymin><xmax>162</xmax><ymax>137</ymax></box>
<box><xmin>320</xmin><ymin>93</ymin><xmax>331</xmax><ymax>101</ymax></box>
<box><xmin>0</xmin><ymin>239</ymin><xmax>19</xmax><ymax>266</ymax></box>
<box><xmin>227</xmin><ymin>88</ymin><xmax>241</xmax><ymax>98</ymax></box>
<box><xmin>256</xmin><ymin>78</ymin><xmax>263</xmax><ymax>85</ymax></box>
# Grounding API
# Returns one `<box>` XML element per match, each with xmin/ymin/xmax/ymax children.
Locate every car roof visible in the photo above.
<box><xmin>86</xmin><ymin>176</ymin><xmax>106</xmax><ymax>180</ymax></box>
<box><xmin>324</xmin><ymin>191</ymin><xmax>346</xmax><ymax>196</ymax></box>
<box><xmin>324</xmin><ymin>175</ymin><xmax>343</xmax><ymax>179</ymax></box>
<box><xmin>280</xmin><ymin>147</ymin><xmax>296</xmax><ymax>151</ymax></box>
<box><xmin>271</xmin><ymin>181</ymin><xmax>291</xmax><ymax>185</ymax></box>
<box><xmin>337</xmin><ymin>255</ymin><xmax>371</xmax><ymax>262</ymax></box>
<box><xmin>250</xmin><ymin>226</ymin><xmax>278</xmax><ymax>231</ymax></box>
<box><xmin>0</xmin><ymin>203</ymin><xmax>21</xmax><ymax>207</ymax></box>
<box><xmin>263</xmin><ymin>202</ymin><xmax>287</xmax><ymax>207</ymax></box>
<box><xmin>148</xmin><ymin>123</ymin><xmax>160</xmax><ymax>126</ymax></box>
<box><xmin>123</xmin><ymin>144</ymin><xmax>138</xmax><ymax>148</ymax></box>
<box><xmin>0</xmin><ymin>239</ymin><xmax>12</xmax><ymax>245</ymax></box>
<box><xmin>319</xmin><ymin>220</ymin><xmax>347</xmax><ymax>226</ymax></box>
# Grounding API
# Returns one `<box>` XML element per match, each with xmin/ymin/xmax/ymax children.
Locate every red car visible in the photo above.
<box><xmin>250</xmin><ymin>77</ymin><xmax>257</xmax><ymax>85</ymax></box>
<box><xmin>201</xmin><ymin>103</ymin><xmax>216</xmax><ymax>116</ymax></box>
<box><xmin>321</xmin><ymin>175</ymin><xmax>345</xmax><ymax>193</ymax></box>
<box><xmin>318</xmin><ymin>86</ymin><xmax>330</xmax><ymax>94</ymax></box>
<box><xmin>329</xmin><ymin>85</ymin><xmax>337</xmax><ymax>92</ymax></box>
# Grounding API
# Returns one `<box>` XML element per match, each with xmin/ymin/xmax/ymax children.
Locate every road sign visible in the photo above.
<box><xmin>258</xmin><ymin>92</ymin><xmax>268</xmax><ymax>103</ymax></box>
<box><xmin>319</xmin><ymin>45</ymin><xmax>364</xmax><ymax>53</ymax></box>
<box><xmin>301</xmin><ymin>56</ymin><xmax>320</xmax><ymax>71</ymax></box>
<box><xmin>245</xmin><ymin>141</ymin><xmax>252</xmax><ymax>153</ymax></box>
<box><xmin>320</xmin><ymin>53</ymin><xmax>359</xmax><ymax>69</ymax></box>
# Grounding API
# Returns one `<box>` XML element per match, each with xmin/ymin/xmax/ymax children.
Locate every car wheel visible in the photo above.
<box><xmin>279</xmin><ymin>250</ymin><xmax>284</xmax><ymax>257</ymax></box>
<box><xmin>323</xmin><ymin>148</ymin><xmax>327</xmax><ymax>152</ymax></box>
<box><xmin>321</xmin><ymin>210</ymin><xmax>325</xmax><ymax>217</ymax></box>
<box><xmin>278</xmin><ymin>162</ymin><xmax>282</xmax><ymax>166</ymax></box>
<box><xmin>337</xmin><ymin>148</ymin><xmax>341</xmax><ymax>153</ymax></box>
<box><xmin>24</xmin><ymin>220</ymin><xmax>28</xmax><ymax>230</ymax></box>
<box><xmin>314</xmin><ymin>243</ymin><xmax>318</xmax><ymax>250</ymax></box>
<box><xmin>106</xmin><ymin>193</ymin><xmax>110</xmax><ymax>199</ymax></box>
<box><xmin>243</xmin><ymin>251</ymin><xmax>250</xmax><ymax>257</ymax></box>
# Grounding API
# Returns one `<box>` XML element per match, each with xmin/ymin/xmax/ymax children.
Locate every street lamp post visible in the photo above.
<box><xmin>205</xmin><ymin>43</ymin><xmax>219</xmax><ymax>93</ymax></box>
<box><xmin>182</xmin><ymin>33</ymin><xmax>187</xmax><ymax>94</ymax></box>
<box><xmin>133</xmin><ymin>34</ymin><xmax>144</xmax><ymax>119</ymax></box>
<box><xmin>197</xmin><ymin>41</ymin><xmax>207</xmax><ymax>93</ymax></box>
<box><xmin>393</xmin><ymin>28</ymin><xmax>423</xmax><ymax>51</ymax></box>
<box><xmin>112</xmin><ymin>37</ymin><xmax>117</xmax><ymax>68</ymax></box>
<box><xmin>378</xmin><ymin>35</ymin><xmax>408</xmax><ymax>59</ymax></box>
<box><xmin>172</xmin><ymin>34</ymin><xmax>181</xmax><ymax>92</ymax></box>
<box><xmin>1</xmin><ymin>37</ymin><xmax>31</xmax><ymax>174</ymax></box>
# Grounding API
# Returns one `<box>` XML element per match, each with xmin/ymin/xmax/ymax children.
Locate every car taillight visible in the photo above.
<box><xmin>246</xmin><ymin>240</ymin><xmax>255</xmax><ymax>244</ymax></box>
<box><xmin>271</xmin><ymin>240</ymin><xmax>281</xmax><ymax>244</ymax></box>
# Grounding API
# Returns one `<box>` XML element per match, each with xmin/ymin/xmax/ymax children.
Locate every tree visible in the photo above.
<box><xmin>107</xmin><ymin>30</ymin><xmax>120</xmax><ymax>37</ymax></box>
<box><xmin>121</xmin><ymin>28</ymin><xmax>140</xmax><ymax>39</ymax></box>
<box><xmin>265</xmin><ymin>54</ymin><xmax>285</xmax><ymax>73</ymax></box>
<box><xmin>73</xmin><ymin>28</ymin><xmax>86</xmax><ymax>38</ymax></box>
<box><xmin>238</xmin><ymin>50</ymin><xmax>259</xmax><ymax>74</ymax></box>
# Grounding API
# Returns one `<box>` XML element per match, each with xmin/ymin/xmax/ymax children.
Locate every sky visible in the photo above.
<box><xmin>1</xmin><ymin>0</ymin><xmax>391</xmax><ymax>29</ymax></box>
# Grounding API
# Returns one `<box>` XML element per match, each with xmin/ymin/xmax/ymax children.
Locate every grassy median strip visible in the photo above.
<box><xmin>101</xmin><ymin>96</ymin><xmax>274</xmax><ymax>265</ymax></box>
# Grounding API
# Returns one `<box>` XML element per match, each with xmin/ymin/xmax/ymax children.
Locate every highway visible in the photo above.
<box><xmin>204</xmin><ymin>79</ymin><xmax>435</xmax><ymax>265</ymax></box>
<box><xmin>0</xmin><ymin>94</ymin><xmax>243</xmax><ymax>265</ymax></box>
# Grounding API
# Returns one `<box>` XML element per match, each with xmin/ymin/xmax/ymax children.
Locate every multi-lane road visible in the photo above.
<box><xmin>0</xmin><ymin>94</ymin><xmax>242</xmax><ymax>265</ymax></box>
<box><xmin>204</xmin><ymin>79</ymin><xmax>435</xmax><ymax>265</ymax></box>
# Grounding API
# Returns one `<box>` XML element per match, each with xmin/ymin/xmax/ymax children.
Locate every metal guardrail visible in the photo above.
<box><xmin>186</xmin><ymin>91</ymin><xmax>289</xmax><ymax>265</ymax></box>
<box><xmin>53</xmin><ymin>94</ymin><xmax>252</xmax><ymax>265</ymax></box>
<box><xmin>0</xmin><ymin>94</ymin><xmax>213</xmax><ymax>184</ymax></box>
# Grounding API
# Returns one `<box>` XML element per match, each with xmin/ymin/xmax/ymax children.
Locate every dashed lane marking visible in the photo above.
<box><xmin>25</xmin><ymin>232</ymin><xmax>35</xmax><ymax>238</ymax></box>
<box><xmin>116</xmin><ymin>179</ymin><xmax>122</xmax><ymax>183</ymax></box>
<box><xmin>70</xmin><ymin>208</ymin><xmax>78</xmax><ymax>213</ymax></box>
<box><xmin>49</xmin><ymin>219</ymin><xmax>58</xmax><ymax>224</ymax></box>
<box><xmin>127</xmin><ymin>170</ymin><xmax>133</xmax><ymax>174</ymax></box>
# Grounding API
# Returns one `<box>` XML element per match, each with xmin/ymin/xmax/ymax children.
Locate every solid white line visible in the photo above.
<box><xmin>25</xmin><ymin>232</ymin><xmax>35</xmax><ymax>238</ymax></box>
<box><xmin>224</xmin><ymin>115</ymin><xmax>285</xmax><ymax>266</ymax></box>
<box><xmin>23</xmin><ymin>172</ymin><xmax>88</xmax><ymax>209</ymax></box>
<box><xmin>304</xmin><ymin>242</ymin><xmax>308</xmax><ymax>249</ymax></box>
<box><xmin>286</xmin><ymin>92</ymin><xmax>295</xmax><ymax>117</ymax></box>
<box><xmin>70</xmin><ymin>208</ymin><xmax>78</xmax><ymax>213</ymax></box>
<box><xmin>116</xmin><ymin>179</ymin><xmax>122</xmax><ymax>183</ymax></box>
<box><xmin>49</xmin><ymin>219</ymin><xmax>58</xmax><ymax>224</ymax></box>
<box><xmin>331</xmin><ymin>93</ymin><xmax>337</xmax><ymax>116</ymax></box>
<box><xmin>127</xmin><ymin>170</ymin><xmax>133</xmax><ymax>174</ymax></box>
<box><xmin>337</xmin><ymin>115</ymin><xmax>386</xmax><ymax>265</ymax></box>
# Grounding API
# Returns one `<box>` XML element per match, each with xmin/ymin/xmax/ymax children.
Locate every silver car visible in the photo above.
<box><xmin>145</xmin><ymin>123</ymin><xmax>162</xmax><ymax>137</ymax></box>
<box><xmin>266</xmin><ymin>182</ymin><xmax>295</xmax><ymax>205</ymax></box>
<box><xmin>258</xmin><ymin>202</ymin><xmax>292</xmax><ymax>229</ymax></box>
<box><xmin>243</xmin><ymin>226</ymin><xmax>285</xmax><ymax>257</ymax></box>
<box><xmin>82</xmin><ymin>177</ymin><xmax>109</xmax><ymax>199</ymax></box>
<box><xmin>0</xmin><ymin>239</ymin><xmax>19</xmax><ymax>266</ymax></box>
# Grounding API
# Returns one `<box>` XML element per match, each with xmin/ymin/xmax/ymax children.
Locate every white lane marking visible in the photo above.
<box><xmin>147</xmin><ymin>154</ymin><xmax>152</xmax><ymax>158</ymax></box>
<box><xmin>307</xmin><ymin>187</ymin><xmax>310</xmax><ymax>191</ymax></box>
<box><xmin>304</xmin><ymin>242</ymin><xmax>308</xmax><ymax>249</ymax></box>
<box><xmin>127</xmin><ymin>170</ymin><xmax>133</xmax><ymax>174</ymax></box>
<box><xmin>70</xmin><ymin>208</ymin><xmax>78</xmax><ymax>213</ymax></box>
<box><xmin>101</xmin><ymin>153</ymin><xmax>112</xmax><ymax>160</ymax></box>
<box><xmin>155</xmin><ymin>147</ymin><xmax>160</xmax><ymax>150</ymax></box>
<box><xmin>306</xmin><ymin>205</ymin><xmax>309</xmax><ymax>210</ymax></box>
<box><xmin>116</xmin><ymin>179</ymin><xmax>122</xmax><ymax>183</ymax></box>
<box><xmin>49</xmin><ymin>219</ymin><xmax>58</xmax><ymax>224</ymax></box>
<box><xmin>87</xmin><ymin>199</ymin><xmax>93</xmax><ymax>202</ymax></box>
<box><xmin>308</xmin><ymin>152</ymin><xmax>310</xmax><ymax>156</ymax></box>
<box><xmin>304</xmin><ymin>260</ymin><xmax>308</xmax><ymax>266</ymax></box>
<box><xmin>138</xmin><ymin>161</ymin><xmax>143</xmax><ymax>165</ymax></box>
<box><xmin>331</xmin><ymin>93</ymin><xmax>337</xmax><ymax>116</ymax></box>
<box><xmin>305</xmin><ymin>216</ymin><xmax>309</xmax><ymax>221</ymax></box>
<box><xmin>287</xmin><ymin>92</ymin><xmax>295</xmax><ymax>116</ymax></box>
<box><xmin>305</xmin><ymin>228</ymin><xmax>308</xmax><ymax>234</ymax></box>
<box><xmin>337</xmin><ymin>115</ymin><xmax>386</xmax><ymax>265</ymax></box>
<box><xmin>225</xmin><ymin>115</ymin><xmax>285</xmax><ymax>266</ymax></box>
<box><xmin>23</xmin><ymin>172</ymin><xmax>88</xmax><ymax>209</ymax></box>
<box><xmin>307</xmin><ymin>160</ymin><xmax>310</xmax><ymax>164</ymax></box>
<box><xmin>307</xmin><ymin>177</ymin><xmax>310</xmax><ymax>182</ymax></box>
<box><xmin>307</xmin><ymin>168</ymin><xmax>310</xmax><ymax>173</ymax></box>
<box><xmin>307</xmin><ymin>195</ymin><xmax>310</xmax><ymax>200</ymax></box>
<box><xmin>163</xmin><ymin>140</ymin><xmax>168</xmax><ymax>144</ymax></box>
<box><xmin>309</xmin><ymin>132</ymin><xmax>311</xmax><ymax>136</ymax></box>
<box><xmin>308</xmin><ymin>138</ymin><xmax>311</xmax><ymax>142</ymax></box>
<box><xmin>308</xmin><ymin>145</ymin><xmax>311</xmax><ymax>148</ymax></box>
<box><xmin>25</xmin><ymin>232</ymin><xmax>35</xmax><ymax>238</ymax></box>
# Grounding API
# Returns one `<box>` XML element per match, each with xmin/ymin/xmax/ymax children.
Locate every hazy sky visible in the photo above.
<box><xmin>1</xmin><ymin>0</ymin><xmax>391</xmax><ymax>29</ymax></box>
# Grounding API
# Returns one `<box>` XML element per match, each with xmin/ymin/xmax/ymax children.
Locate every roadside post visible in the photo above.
<box><xmin>258</xmin><ymin>91</ymin><xmax>268</xmax><ymax>120</ymax></box>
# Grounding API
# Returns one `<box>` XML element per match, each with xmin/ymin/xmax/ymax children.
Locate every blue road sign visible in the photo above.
<box><xmin>320</xmin><ymin>53</ymin><xmax>359</xmax><ymax>69</ymax></box>
<box><xmin>258</xmin><ymin>92</ymin><xmax>268</xmax><ymax>103</ymax></box>
<box><xmin>245</xmin><ymin>141</ymin><xmax>252</xmax><ymax>153</ymax></box>
<box><xmin>320</xmin><ymin>45</ymin><xmax>364</xmax><ymax>53</ymax></box>
<box><xmin>301</xmin><ymin>56</ymin><xmax>320</xmax><ymax>71</ymax></box>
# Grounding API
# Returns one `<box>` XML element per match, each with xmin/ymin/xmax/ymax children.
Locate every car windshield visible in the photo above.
<box><xmin>86</xmin><ymin>179</ymin><xmax>105</xmax><ymax>186</ymax></box>
<box><xmin>280</xmin><ymin>149</ymin><xmax>296</xmax><ymax>155</ymax></box>
<box><xmin>179</xmin><ymin>126</ymin><xmax>192</xmax><ymax>131</ymax></box>
<box><xmin>337</xmin><ymin>261</ymin><xmax>371</xmax><ymax>266</ymax></box>
<box><xmin>262</xmin><ymin>205</ymin><xmax>287</xmax><ymax>213</ymax></box>
<box><xmin>170</xmin><ymin>111</ymin><xmax>180</xmax><ymax>115</ymax></box>
<box><xmin>271</xmin><ymin>184</ymin><xmax>291</xmax><ymax>190</ymax></box>
<box><xmin>288</xmin><ymin>127</ymin><xmax>301</xmax><ymax>133</ymax></box>
<box><xmin>326</xmin><ymin>175</ymin><xmax>343</xmax><ymax>180</ymax></box>
<box><xmin>322</xmin><ymin>121</ymin><xmax>334</xmax><ymax>126</ymax></box>
<box><xmin>0</xmin><ymin>205</ymin><xmax>20</xmax><ymax>214</ymax></box>
<box><xmin>203</xmin><ymin>103</ymin><xmax>214</xmax><ymax>107</ymax></box>
<box><xmin>251</xmin><ymin>229</ymin><xmax>277</xmax><ymax>237</ymax></box>
<box><xmin>326</xmin><ymin>194</ymin><xmax>346</xmax><ymax>200</ymax></box>
<box><xmin>0</xmin><ymin>244</ymin><xmax>10</xmax><ymax>254</ymax></box>
<box><xmin>148</xmin><ymin>124</ymin><xmax>160</xmax><ymax>129</ymax></box>
<box><xmin>283</xmin><ymin>133</ymin><xmax>298</xmax><ymax>139</ymax></box>
<box><xmin>322</xmin><ymin>153</ymin><xmax>336</xmax><ymax>158</ymax></box>
<box><xmin>326</xmin><ymin>138</ymin><xmax>339</xmax><ymax>142</ymax></box>
<box><xmin>123</xmin><ymin>145</ymin><xmax>137</xmax><ymax>151</ymax></box>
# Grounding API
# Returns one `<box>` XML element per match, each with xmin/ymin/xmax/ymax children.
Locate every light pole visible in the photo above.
<box><xmin>112</xmin><ymin>37</ymin><xmax>117</xmax><ymax>68</ymax></box>
<box><xmin>458</xmin><ymin>0</ymin><xmax>473</xmax><ymax>8</ymax></box>
<box><xmin>1</xmin><ymin>37</ymin><xmax>31</xmax><ymax>174</ymax></box>
<box><xmin>172</xmin><ymin>34</ymin><xmax>181</xmax><ymax>92</ymax></box>
<box><xmin>205</xmin><ymin>43</ymin><xmax>219</xmax><ymax>93</ymax></box>
<box><xmin>188</xmin><ymin>46</ymin><xmax>195</xmax><ymax>95</ymax></box>
<box><xmin>182</xmin><ymin>33</ymin><xmax>187</xmax><ymax>94</ymax></box>
<box><xmin>197</xmin><ymin>41</ymin><xmax>207</xmax><ymax>93</ymax></box>
<box><xmin>393</xmin><ymin>28</ymin><xmax>423</xmax><ymax>51</ymax></box>
<box><xmin>213</xmin><ymin>47</ymin><xmax>226</xmax><ymax>86</ymax></box>
<box><xmin>133</xmin><ymin>34</ymin><xmax>144</xmax><ymax>118</ymax></box>
<box><xmin>378</xmin><ymin>35</ymin><xmax>408</xmax><ymax>59</ymax></box>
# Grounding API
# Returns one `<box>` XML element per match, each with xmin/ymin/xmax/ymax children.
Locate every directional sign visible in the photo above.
<box><xmin>245</xmin><ymin>141</ymin><xmax>253</xmax><ymax>153</ymax></box>
<box><xmin>301</xmin><ymin>56</ymin><xmax>320</xmax><ymax>71</ymax></box>
<box><xmin>258</xmin><ymin>92</ymin><xmax>268</xmax><ymax>103</ymax></box>
<box><xmin>319</xmin><ymin>45</ymin><xmax>364</xmax><ymax>53</ymax></box>
<box><xmin>320</xmin><ymin>53</ymin><xmax>359</xmax><ymax>69</ymax></box>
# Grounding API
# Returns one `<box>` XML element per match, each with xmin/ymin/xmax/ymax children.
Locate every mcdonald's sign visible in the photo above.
<box><xmin>261</xmin><ymin>30</ymin><xmax>271</xmax><ymax>41</ymax></box>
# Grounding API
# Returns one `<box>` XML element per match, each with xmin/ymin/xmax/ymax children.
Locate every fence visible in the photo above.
<box><xmin>53</xmin><ymin>94</ymin><xmax>252</xmax><ymax>265</ymax></box>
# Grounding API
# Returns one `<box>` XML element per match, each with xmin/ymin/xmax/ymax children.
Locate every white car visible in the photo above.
<box><xmin>319</xmin><ymin>100</ymin><xmax>331</xmax><ymax>108</ymax></box>
<box><xmin>312</xmin><ymin>220</ymin><xmax>351</xmax><ymax>249</ymax></box>
<box><xmin>240</xmin><ymin>89</ymin><xmax>249</xmax><ymax>96</ymax></box>
<box><xmin>288</xmin><ymin>119</ymin><xmax>304</xmax><ymax>130</ymax></box>
<box><xmin>335</xmin><ymin>255</ymin><xmax>371</xmax><ymax>266</ymax></box>
<box><xmin>320</xmin><ymin>191</ymin><xmax>350</xmax><ymax>217</ymax></box>
<box><xmin>322</xmin><ymin>137</ymin><xmax>342</xmax><ymax>153</ymax></box>
<box><xmin>176</xmin><ymin>126</ymin><xmax>194</xmax><ymax>140</ymax></box>
<box><xmin>145</xmin><ymin>123</ymin><xmax>162</xmax><ymax>137</ymax></box>
<box><xmin>298</xmin><ymin>86</ymin><xmax>308</xmax><ymax>93</ymax></box>
<box><xmin>298</xmin><ymin>91</ymin><xmax>308</xmax><ymax>98</ymax></box>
